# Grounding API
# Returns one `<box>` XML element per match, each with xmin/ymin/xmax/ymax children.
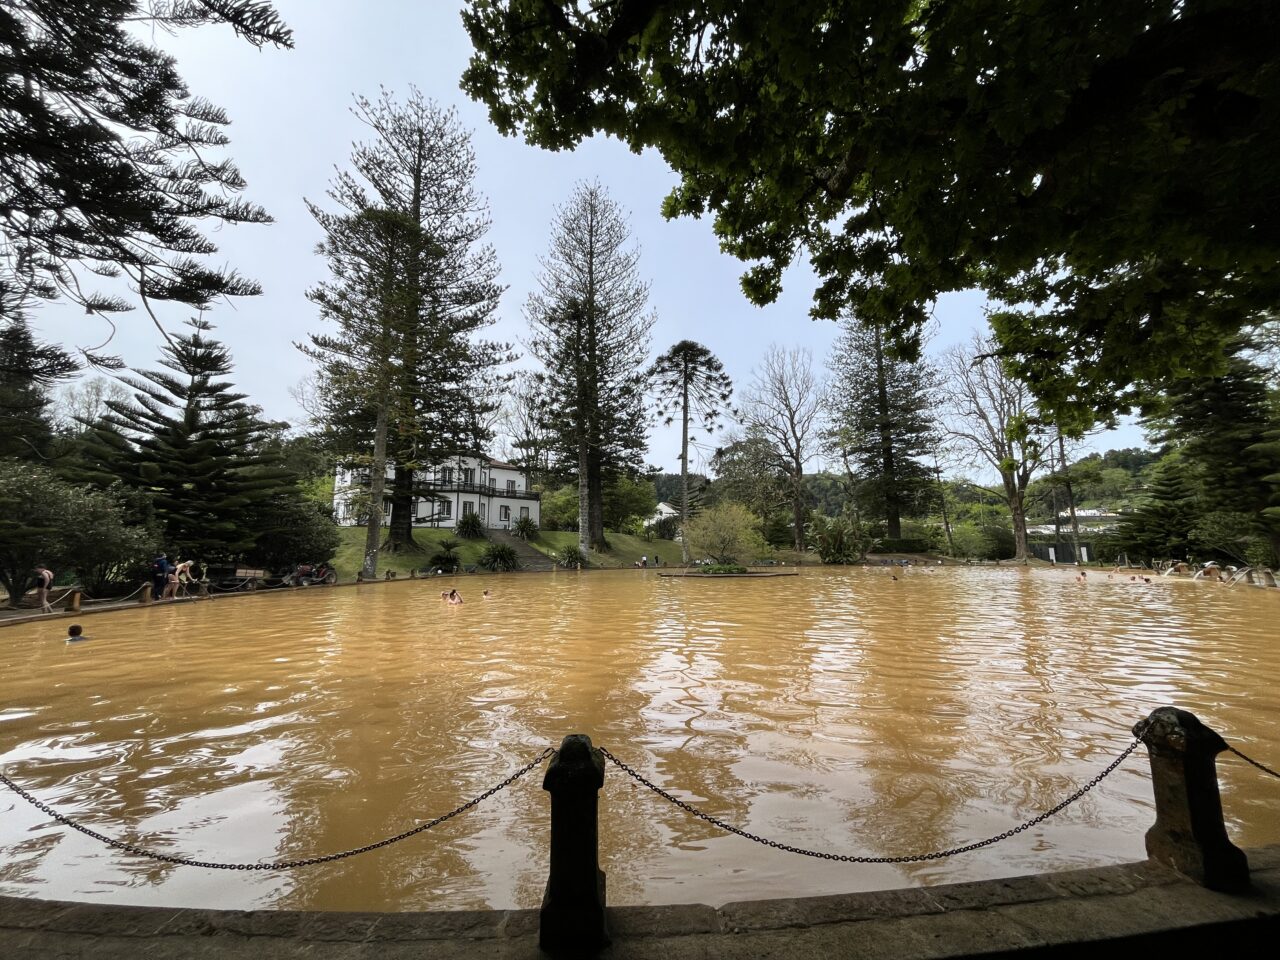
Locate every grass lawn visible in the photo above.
<box><xmin>332</xmin><ymin>526</ymin><xmax>493</xmax><ymax>580</ymax></box>
<box><xmin>523</xmin><ymin>531</ymin><xmax>814</xmax><ymax>568</ymax></box>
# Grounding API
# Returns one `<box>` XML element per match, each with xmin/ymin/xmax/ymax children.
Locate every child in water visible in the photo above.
<box><xmin>66</xmin><ymin>624</ymin><xmax>88</xmax><ymax>642</ymax></box>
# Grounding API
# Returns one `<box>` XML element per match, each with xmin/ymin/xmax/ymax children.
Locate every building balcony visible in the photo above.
<box><xmin>420</xmin><ymin>480</ymin><xmax>540</xmax><ymax>501</ymax></box>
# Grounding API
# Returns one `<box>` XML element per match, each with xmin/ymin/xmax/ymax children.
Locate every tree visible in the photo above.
<box><xmin>708</xmin><ymin>428</ymin><xmax>791</xmax><ymax>542</ymax></box>
<box><xmin>0</xmin><ymin>460</ymin><xmax>153</xmax><ymax>606</ymax></box>
<box><xmin>1144</xmin><ymin>342</ymin><xmax>1280</xmax><ymax>565</ymax></box>
<box><xmin>0</xmin><ymin>317</ymin><xmax>77</xmax><ymax>459</ymax></box>
<box><xmin>0</xmin><ymin>2</ymin><xmax>292</xmax><ymax>353</ymax></box>
<box><xmin>76</xmin><ymin>317</ymin><xmax>293</xmax><ymax>561</ymax></box>
<box><xmin>683</xmin><ymin>501</ymin><xmax>766</xmax><ymax>565</ymax></box>
<box><xmin>825</xmin><ymin>317</ymin><xmax>938</xmax><ymax>538</ymax></box>
<box><xmin>303</xmin><ymin>90</ymin><xmax>508</xmax><ymax>572</ymax></box>
<box><xmin>649</xmin><ymin>340</ymin><xmax>735</xmax><ymax>561</ymax></box>
<box><xmin>602</xmin><ymin>474</ymin><xmax>657</xmax><ymax>532</ymax></box>
<box><xmin>1116</xmin><ymin>455</ymin><xmax>1198</xmax><ymax>564</ymax></box>
<box><xmin>938</xmin><ymin>335</ymin><xmax>1061</xmax><ymax>563</ymax></box>
<box><xmin>526</xmin><ymin>181</ymin><xmax>652</xmax><ymax>557</ymax></box>
<box><xmin>500</xmin><ymin>370</ymin><xmax>556</xmax><ymax>488</ymax></box>
<box><xmin>462</xmin><ymin>0</ymin><xmax>1280</xmax><ymax>425</ymax></box>
<box><xmin>741</xmin><ymin>346</ymin><xmax>823</xmax><ymax>551</ymax></box>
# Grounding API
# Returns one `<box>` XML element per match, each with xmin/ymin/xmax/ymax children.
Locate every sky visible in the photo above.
<box><xmin>29</xmin><ymin>0</ymin><xmax>1144</xmax><ymax>476</ymax></box>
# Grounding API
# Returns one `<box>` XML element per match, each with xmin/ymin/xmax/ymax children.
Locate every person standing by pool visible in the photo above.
<box><xmin>33</xmin><ymin>563</ymin><xmax>54</xmax><ymax>613</ymax></box>
<box><xmin>150</xmin><ymin>552</ymin><xmax>172</xmax><ymax>599</ymax></box>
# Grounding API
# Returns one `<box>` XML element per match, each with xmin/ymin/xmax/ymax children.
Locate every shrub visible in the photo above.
<box><xmin>455</xmin><ymin>512</ymin><xmax>485</xmax><ymax>539</ymax></box>
<box><xmin>554</xmin><ymin>544</ymin><xmax>587</xmax><ymax>568</ymax></box>
<box><xmin>872</xmin><ymin>537</ymin><xmax>932</xmax><ymax>554</ymax></box>
<box><xmin>808</xmin><ymin>513</ymin><xmax>874</xmax><ymax>564</ymax></box>
<box><xmin>427</xmin><ymin>537</ymin><xmax>460</xmax><ymax>572</ymax></box>
<box><xmin>512</xmin><ymin>515</ymin><xmax>539</xmax><ymax>540</ymax></box>
<box><xmin>683</xmin><ymin>502</ymin><xmax>766</xmax><ymax>565</ymax></box>
<box><xmin>479</xmin><ymin>543</ymin><xmax>520</xmax><ymax>571</ymax></box>
<box><xmin>699</xmin><ymin>563</ymin><xmax>748</xmax><ymax>574</ymax></box>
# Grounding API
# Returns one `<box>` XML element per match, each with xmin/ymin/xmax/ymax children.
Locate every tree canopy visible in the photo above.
<box><xmin>0</xmin><ymin>2</ymin><xmax>292</xmax><ymax>354</ymax></box>
<box><xmin>462</xmin><ymin>0</ymin><xmax>1280</xmax><ymax>424</ymax></box>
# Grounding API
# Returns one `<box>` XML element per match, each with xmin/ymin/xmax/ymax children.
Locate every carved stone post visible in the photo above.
<box><xmin>1133</xmin><ymin>707</ymin><xmax>1250</xmax><ymax>891</ymax></box>
<box><xmin>540</xmin><ymin>734</ymin><xmax>609</xmax><ymax>953</ymax></box>
<box><xmin>66</xmin><ymin>590</ymin><xmax>81</xmax><ymax>613</ymax></box>
<box><xmin>140</xmin><ymin>584</ymin><xmax>153</xmax><ymax>604</ymax></box>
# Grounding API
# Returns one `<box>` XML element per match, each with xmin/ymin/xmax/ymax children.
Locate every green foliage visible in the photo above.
<box><xmin>454</xmin><ymin>512</ymin><xmax>485</xmax><ymax>539</ymax></box>
<box><xmin>603</xmin><ymin>473</ymin><xmax>657</xmax><ymax>531</ymax></box>
<box><xmin>825</xmin><ymin>318</ymin><xmax>939</xmax><ymax>537</ymax></box>
<box><xmin>512</xmin><ymin>515</ymin><xmax>539</xmax><ymax>540</ymax></box>
<box><xmin>807</xmin><ymin>512</ymin><xmax>874</xmax><ymax>564</ymax></box>
<box><xmin>244</xmin><ymin>498</ymin><xmax>341</xmax><ymax>573</ymax></box>
<box><xmin>554</xmin><ymin>544</ymin><xmax>587</xmax><ymax>568</ymax></box>
<box><xmin>0</xmin><ymin>319</ymin><xmax>78</xmax><ymax>459</ymax></box>
<box><xmin>462</xmin><ymin>0</ymin><xmax>1279</xmax><ymax>425</ymax></box>
<box><xmin>74</xmin><ymin>318</ymin><xmax>296</xmax><ymax>562</ymax></box>
<box><xmin>478</xmin><ymin>542</ymin><xmax>520</xmax><ymax>571</ymax></box>
<box><xmin>650</xmin><ymin>513</ymin><xmax>681</xmax><ymax>541</ymax></box>
<box><xmin>683</xmin><ymin>502</ymin><xmax>767</xmax><ymax>565</ymax></box>
<box><xmin>0</xmin><ymin>1</ymin><xmax>291</xmax><ymax>344</ymax></box>
<box><xmin>698</xmin><ymin>564</ymin><xmax>748</xmax><ymax>574</ymax></box>
<box><xmin>538</xmin><ymin>483</ymin><xmax>579</xmax><ymax>531</ymax></box>
<box><xmin>948</xmin><ymin>522</ymin><xmax>995</xmax><ymax>560</ymax></box>
<box><xmin>874</xmin><ymin>538</ymin><xmax>933</xmax><ymax>555</ymax></box>
<box><xmin>0</xmin><ymin>460</ymin><xmax>155</xmax><ymax>604</ymax></box>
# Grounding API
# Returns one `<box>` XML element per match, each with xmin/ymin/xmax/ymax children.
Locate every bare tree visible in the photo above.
<box><xmin>937</xmin><ymin>334</ymin><xmax>1061</xmax><ymax>563</ymax></box>
<box><xmin>742</xmin><ymin>345</ymin><xmax>823</xmax><ymax>551</ymax></box>
<box><xmin>499</xmin><ymin>370</ymin><xmax>556</xmax><ymax>488</ymax></box>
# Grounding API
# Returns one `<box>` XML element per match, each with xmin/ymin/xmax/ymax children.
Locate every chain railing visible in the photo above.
<box><xmin>599</xmin><ymin>740</ymin><xmax>1144</xmax><ymax>863</ymax></box>
<box><xmin>1227</xmin><ymin>744</ymin><xmax>1280</xmax><ymax>779</ymax></box>
<box><xmin>0</xmin><ymin>747</ymin><xmax>554</xmax><ymax>871</ymax></box>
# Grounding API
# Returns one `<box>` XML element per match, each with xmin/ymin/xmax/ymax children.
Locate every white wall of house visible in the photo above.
<box><xmin>333</xmin><ymin>455</ymin><xmax>540</xmax><ymax>530</ymax></box>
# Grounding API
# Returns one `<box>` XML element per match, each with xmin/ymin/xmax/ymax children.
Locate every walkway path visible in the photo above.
<box><xmin>3</xmin><ymin>845</ymin><xmax>1277</xmax><ymax>958</ymax></box>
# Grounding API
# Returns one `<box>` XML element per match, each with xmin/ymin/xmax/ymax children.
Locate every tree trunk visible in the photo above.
<box><xmin>791</xmin><ymin>467</ymin><xmax>806</xmax><ymax>552</ymax></box>
<box><xmin>1058</xmin><ymin>437</ymin><xmax>1082</xmax><ymax>563</ymax></box>
<box><xmin>935</xmin><ymin>463</ymin><xmax>955</xmax><ymax>556</ymax></box>
<box><xmin>873</xmin><ymin>328</ymin><xmax>902</xmax><ymax>539</ymax></box>
<box><xmin>362</xmin><ymin>403</ymin><xmax>389</xmax><ymax>579</ymax></box>
<box><xmin>1009</xmin><ymin>486</ymin><xmax>1029</xmax><ymax>564</ymax></box>
<box><xmin>384</xmin><ymin>463</ymin><xmax>417</xmax><ymax>552</ymax></box>
<box><xmin>577</xmin><ymin>437</ymin><xmax>590</xmax><ymax>562</ymax></box>
<box><xmin>587</xmin><ymin>455</ymin><xmax>606</xmax><ymax>551</ymax></box>
<box><xmin>680</xmin><ymin>373</ymin><xmax>690</xmax><ymax>563</ymax></box>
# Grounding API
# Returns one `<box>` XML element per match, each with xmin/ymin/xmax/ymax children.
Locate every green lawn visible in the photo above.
<box><xmin>527</xmin><ymin>530</ymin><xmax>686</xmax><ymax>568</ymax></box>
<box><xmin>332</xmin><ymin>526</ymin><xmax>493</xmax><ymax>579</ymax></box>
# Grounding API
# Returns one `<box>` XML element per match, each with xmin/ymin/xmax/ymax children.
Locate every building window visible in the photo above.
<box><xmin>413</xmin><ymin>499</ymin><xmax>421</xmax><ymax>517</ymax></box>
<box><xmin>440</xmin><ymin>466</ymin><xmax>454</xmax><ymax>483</ymax></box>
<box><xmin>520</xmin><ymin>506</ymin><xmax>529</xmax><ymax>519</ymax></box>
<box><xmin>463</xmin><ymin>501</ymin><xmax>475</xmax><ymax>517</ymax></box>
<box><xmin>506</xmin><ymin>478</ymin><xmax>516</xmax><ymax>492</ymax></box>
<box><xmin>499</xmin><ymin>505</ymin><xmax>510</xmax><ymax>522</ymax></box>
<box><xmin>439</xmin><ymin>500</ymin><xmax>452</xmax><ymax>519</ymax></box>
<box><xmin>461</xmin><ymin>467</ymin><xmax>475</xmax><ymax>484</ymax></box>
<box><xmin>383</xmin><ymin>501</ymin><xmax>391</xmax><ymax>516</ymax></box>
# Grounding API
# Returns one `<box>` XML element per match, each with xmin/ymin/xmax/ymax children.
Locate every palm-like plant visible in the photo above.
<box><xmin>649</xmin><ymin>341</ymin><xmax>736</xmax><ymax>563</ymax></box>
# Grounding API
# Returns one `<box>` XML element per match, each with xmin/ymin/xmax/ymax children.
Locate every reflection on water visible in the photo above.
<box><xmin>1</xmin><ymin>567</ymin><xmax>1277</xmax><ymax>911</ymax></box>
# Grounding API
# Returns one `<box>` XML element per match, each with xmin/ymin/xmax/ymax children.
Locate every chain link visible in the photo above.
<box><xmin>1227</xmin><ymin>744</ymin><xmax>1280</xmax><ymax>780</ymax></box>
<box><xmin>0</xmin><ymin>747</ymin><xmax>554</xmax><ymax>871</ymax></box>
<box><xmin>599</xmin><ymin>741</ymin><xmax>1142</xmax><ymax>864</ymax></box>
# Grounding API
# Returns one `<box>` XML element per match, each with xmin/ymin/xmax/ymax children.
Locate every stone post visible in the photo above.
<box><xmin>66</xmin><ymin>590</ymin><xmax>81</xmax><ymax>613</ymax></box>
<box><xmin>540</xmin><ymin>734</ymin><xmax>609</xmax><ymax>954</ymax></box>
<box><xmin>1133</xmin><ymin>706</ymin><xmax>1250</xmax><ymax>891</ymax></box>
<box><xmin>140</xmin><ymin>583</ymin><xmax>153</xmax><ymax>604</ymax></box>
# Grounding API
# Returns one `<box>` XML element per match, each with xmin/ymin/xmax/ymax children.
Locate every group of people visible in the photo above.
<box><xmin>439</xmin><ymin>588</ymin><xmax>492</xmax><ymax>605</ymax></box>
<box><xmin>150</xmin><ymin>553</ymin><xmax>197</xmax><ymax>600</ymax></box>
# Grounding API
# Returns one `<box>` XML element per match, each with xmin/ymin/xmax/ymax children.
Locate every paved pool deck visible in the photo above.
<box><xmin>3</xmin><ymin>845</ymin><xmax>1278</xmax><ymax>958</ymax></box>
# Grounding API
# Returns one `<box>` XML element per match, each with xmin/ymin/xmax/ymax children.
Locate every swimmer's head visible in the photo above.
<box><xmin>67</xmin><ymin>624</ymin><xmax>83</xmax><ymax>638</ymax></box>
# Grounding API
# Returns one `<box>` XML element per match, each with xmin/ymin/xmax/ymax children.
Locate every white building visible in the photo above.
<box><xmin>648</xmin><ymin>501</ymin><xmax>680</xmax><ymax>527</ymax></box>
<box><xmin>333</xmin><ymin>455</ymin><xmax>540</xmax><ymax>531</ymax></box>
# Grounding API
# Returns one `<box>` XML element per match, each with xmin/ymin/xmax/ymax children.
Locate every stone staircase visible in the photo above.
<box><xmin>486</xmin><ymin>528</ymin><xmax>557</xmax><ymax>572</ymax></box>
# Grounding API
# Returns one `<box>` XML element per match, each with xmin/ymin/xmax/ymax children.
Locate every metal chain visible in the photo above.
<box><xmin>1227</xmin><ymin>744</ymin><xmax>1280</xmax><ymax>779</ymax></box>
<box><xmin>0</xmin><ymin>747</ymin><xmax>554</xmax><ymax>871</ymax></box>
<box><xmin>599</xmin><ymin>740</ymin><xmax>1142</xmax><ymax>864</ymax></box>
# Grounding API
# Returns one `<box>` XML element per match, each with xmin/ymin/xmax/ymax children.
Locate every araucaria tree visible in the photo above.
<box><xmin>939</xmin><ymin>335</ymin><xmax>1061</xmax><ymax>563</ymax></box>
<box><xmin>463</xmin><ymin>1</ymin><xmax>1280</xmax><ymax>426</ymax></box>
<box><xmin>77</xmin><ymin>318</ymin><xmax>294</xmax><ymax>561</ymax></box>
<box><xmin>825</xmin><ymin>317</ymin><xmax>938</xmax><ymax>539</ymax></box>
<box><xmin>526</xmin><ymin>182</ymin><xmax>652</xmax><ymax>558</ymax></box>
<box><xmin>0</xmin><ymin>2</ymin><xmax>291</xmax><ymax>352</ymax></box>
<box><xmin>742</xmin><ymin>346</ymin><xmax>823</xmax><ymax>551</ymax></box>
<box><xmin>303</xmin><ymin>90</ymin><xmax>507</xmax><ymax>575</ymax></box>
<box><xmin>649</xmin><ymin>341</ymin><xmax>735</xmax><ymax>561</ymax></box>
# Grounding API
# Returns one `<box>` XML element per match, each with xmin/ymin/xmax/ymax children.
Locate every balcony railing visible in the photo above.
<box><xmin>420</xmin><ymin>480</ymin><xmax>540</xmax><ymax>501</ymax></box>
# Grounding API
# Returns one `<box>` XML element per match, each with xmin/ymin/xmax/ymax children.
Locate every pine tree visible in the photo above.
<box><xmin>303</xmin><ymin>90</ymin><xmax>508</xmax><ymax>570</ymax></box>
<box><xmin>78</xmin><ymin>317</ymin><xmax>292</xmax><ymax>561</ymax></box>
<box><xmin>825</xmin><ymin>318</ymin><xmax>939</xmax><ymax>539</ymax></box>
<box><xmin>0</xmin><ymin>317</ymin><xmax>78</xmax><ymax>459</ymax></box>
<box><xmin>527</xmin><ymin>182</ymin><xmax>652</xmax><ymax>556</ymax></box>
<box><xmin>1117</xmin><ymin>457</ymin><xmax>1198</xmax><ymax>564</ymax></box>
<box><xmin>650</xmin><ymin>341</ymin><xmax>735</xmax><ymax>562</ymax></box>
<box><xmin>0</xmin><ymin>2</ymin><xmax>291</xmax><ymax>349</ymax></box>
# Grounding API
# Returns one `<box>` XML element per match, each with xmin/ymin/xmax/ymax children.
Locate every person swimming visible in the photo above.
<box><xmin>66</xmin><ymin>624</ymin><xmax>88</xmax><ymax>642</ymax></box>
<box><xmin>447</xmin><ymin>589</ymin><xmax>463</xmax><ymax>605</ymax></box>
